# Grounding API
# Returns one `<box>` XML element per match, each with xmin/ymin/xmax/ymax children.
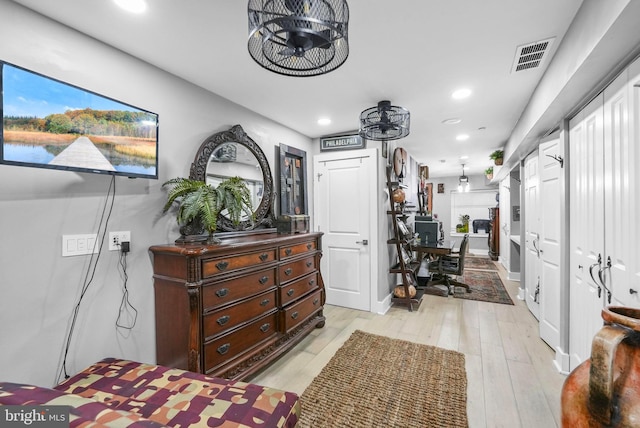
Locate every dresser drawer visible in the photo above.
<box><xmin>280</xmin><ymin>272</ymin><xmax>319</xmax><ymax>306</ymax></box>
<box><xmin>202</xmin><ymin>248</ymin><xmax>277</xmax><ymax>278</ymax></box>
<box><xmin>282</xmin><ymin>289</ymin><xmax>322</xmax><ymax>332</ymax></box>
<box><xmin>204</xmin><ymin>311</ymin><xmax>278</xmax><ymax>373</ymax></box>
<box><xmin>203</xmin><ymin>289</ymin><xmax>277</xmax><ymax>340</ymax></box>
<box><xmin>202</xmin><ymin>267</ymin><xmax>276</xmax><ymax>310</ymax></box>
<box><xmin>279</xmin><ymin>255</ymin><xmax>316</xmax><ymax>284</ymax></box>
<box><xmin>280</xmin><ymin>240</ymin><xmax>316</xmax><ymax>259</ymax></box>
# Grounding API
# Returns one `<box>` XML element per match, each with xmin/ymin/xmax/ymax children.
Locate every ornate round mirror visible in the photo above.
<box><xmin>189</xmin><ymin>124</ymin><xmax>275</xmax><ymax>232</ymax></box>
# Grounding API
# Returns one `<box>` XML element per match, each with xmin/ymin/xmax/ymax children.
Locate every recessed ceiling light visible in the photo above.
<box><xmin>452</xmin><ymin>88</ymin><xmax>472</xmax><ymax>100</ymax></box>
<box><xmin>442</xmin><ymin>118</ymin><xmax>462</xmax><ymax>125</ymax></box>
<box><xmin>460</xmin><ymin>155</ymin><xmax>469</xmax><ymax>160</ymax></box>
<box><xmin>317</xmin><ymin>117</ymin><xmax>331</xmax><ymax>126</ymax></box>
<box><xmin>114</xmin><ymin>0</ymin><xmax>147</xmax><ymax>13</ymax></box>
<box><xmin>456</xmin><ymin>134</ymin><xmax>470</xmax><ymax>141</ymax></box>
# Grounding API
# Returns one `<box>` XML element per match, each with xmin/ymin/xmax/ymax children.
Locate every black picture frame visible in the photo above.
<box><xmin>278</xmin><ymin>144</ymin><xmax>308</xmax><ymax>216</ymax></box>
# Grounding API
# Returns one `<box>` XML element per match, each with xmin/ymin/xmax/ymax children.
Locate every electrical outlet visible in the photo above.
<box><xmin>109</xmin><ymin>231</ymin><xmax>131</xmax><ymax>251</ymax></box>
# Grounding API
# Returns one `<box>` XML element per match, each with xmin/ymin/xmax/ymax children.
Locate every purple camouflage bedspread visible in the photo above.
<box><xmin>1</xmin><ymin>358</ymin><xmax>299</xmax><ymax>427</ymax></box>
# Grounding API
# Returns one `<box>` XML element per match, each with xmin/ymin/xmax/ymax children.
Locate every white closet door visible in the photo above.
<box><xmin>604</xmin><ymin>59</ymin><xmax>640</xmax><ymax>308</ymax></box>
<box><xmin>523</xmin><ymin>151</ymin><xmax>540</xmax><ymax>320</ymax></box>
<box><xmin>499</xmin><ymin>177</ymin><xmax>510</xmax><ymax>269</ymax></box>
<box><xmin>569</xmin><ymin>93</ymin><xmax>606</xmax><ymax>369</ymax></box>
<box><xmin>538</xmin><ymin>136</ymin><xmax>563</xmax><ymax>350</ymax></box>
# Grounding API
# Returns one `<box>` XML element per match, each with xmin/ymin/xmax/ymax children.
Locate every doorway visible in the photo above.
<box><xmin>313</xmin><ymin>149</ymin><xmax>378</xmax><ymax>312</ymax></box>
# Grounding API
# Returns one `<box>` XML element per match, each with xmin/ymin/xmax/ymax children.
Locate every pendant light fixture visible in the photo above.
<box><xmin>458</xmin><ymin>164</ymin><xmax>470</xmax><ymax>192</ymax></box>
<box><xmin>358</xmin><ymin>100</ymin><xmax>410</xmax><ymax>141</ymax></box>
<box><xmin>247</xmin><ymin>0</ymin><xmax>349</xmax><ymax>77</ymax></box>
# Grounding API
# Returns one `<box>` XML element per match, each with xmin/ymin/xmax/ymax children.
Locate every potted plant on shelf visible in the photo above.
<box><xmin>456</xmin><ymin>214</ymin><xmax>470</xmax><ymax>233</ymax></box>
<box><xmin>490</xmin><ymin>150</ymin><xmax>504</xmax><ymax>165</ymax></box>
<box><xmin>485</xmin><ymin>166</ymin><xmax>494</xmax><ymax>180</ymax></box>
<box><xmin>162</xmin><ymin>176</ymin><xmax>254</xmax><ymax>243</ymax></box>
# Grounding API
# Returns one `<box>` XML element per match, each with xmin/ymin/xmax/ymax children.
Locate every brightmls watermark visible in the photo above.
<box><xmin>1</xmin><ymin>406</ymin><xmax>69</xmax><ymax>427</ymax></box>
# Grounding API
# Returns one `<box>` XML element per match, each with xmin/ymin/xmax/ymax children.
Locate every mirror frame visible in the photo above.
<box><xmin>189</xmin><ymin>124</ymin><xmax>275</xmax><ymax>232</ymax></box>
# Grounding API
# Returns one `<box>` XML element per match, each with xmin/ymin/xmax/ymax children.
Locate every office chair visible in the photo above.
<box><xmin>427</xmin><ymin>234</ymin><xmax>471</xmax><ymax>295</ymax></box>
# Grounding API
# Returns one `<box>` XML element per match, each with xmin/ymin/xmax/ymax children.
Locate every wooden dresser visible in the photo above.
<box><xmin>149</xmin><ymin>232</ymin><xmax>325</xmax><ymax>380</ymax></box>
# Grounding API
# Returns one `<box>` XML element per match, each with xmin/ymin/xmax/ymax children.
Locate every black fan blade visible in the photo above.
<box><xmin>278</xmin><ymin>47</ymin><xmax>296</xmax><ymax>57</ymax></box>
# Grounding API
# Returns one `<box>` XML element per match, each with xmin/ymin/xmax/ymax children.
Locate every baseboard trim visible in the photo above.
<box><xmin>507</xmin><ymin>271</ymin><xmax>521</xmax><ymax>281</ymax></box>
<box><xmin>374</xmin><ymin>294</ymin><xmax>392</xmax><ymax>315</ymax></box>
<box><xmin>553</xmin><ymin>347</ymin><xmax>571</xmax><ymax>375</ymax></box>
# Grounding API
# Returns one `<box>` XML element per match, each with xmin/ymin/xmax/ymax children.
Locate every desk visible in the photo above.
<box><xmin>412</xmin><ymin>240</ymin><xmax>455</xmax><ymax>260</ymax></box>
<box><xmin>411</xmin><ymin>240</ymin><xmax>455</xmax><ymax>297</ymax></box>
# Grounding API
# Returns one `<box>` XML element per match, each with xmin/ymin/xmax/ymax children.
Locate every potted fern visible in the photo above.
<box><xmin>490</xmin><ymin>150</ymin><xmax>504</xmax><ymax>166</ymax></box>
<box><xmin>485</xmin><ymin>166</ymin><xmax>494</xmax><ymax>180</ymax></box>
<box><xmin>162</xmin><ymin>176</ymin><xmax>254</xmax><ymax>243</ymax></box>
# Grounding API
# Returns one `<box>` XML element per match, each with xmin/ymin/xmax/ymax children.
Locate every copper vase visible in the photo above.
<box><xmin>561</xmin><ymin>306</ymin><xmax>640</xmax><ymax>427</ymax></box>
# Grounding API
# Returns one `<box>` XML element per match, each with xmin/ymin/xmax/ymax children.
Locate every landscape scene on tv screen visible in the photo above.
<box><xmin>1</xmin><ymin>62</ymin><xmax>158</xmax><ymax>178</ymax></box>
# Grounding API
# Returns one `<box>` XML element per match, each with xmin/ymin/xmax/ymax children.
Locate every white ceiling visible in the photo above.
<box><xmin>10</xmin><ymin>0</ymin><xmax>584</xmax><ymax>177</ymax></box>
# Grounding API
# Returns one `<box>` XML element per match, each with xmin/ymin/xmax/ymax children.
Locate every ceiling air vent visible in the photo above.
<box><xmin>511</xmin><ymin>37</ymin><xmax>555</xmax><ymax>73</ymax></box>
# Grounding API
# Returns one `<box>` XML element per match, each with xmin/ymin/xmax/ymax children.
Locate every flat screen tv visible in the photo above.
<box><xmin>0</xmin><ymin>61</ymin><xmax>158</xmax><ymax>179</ymax></box>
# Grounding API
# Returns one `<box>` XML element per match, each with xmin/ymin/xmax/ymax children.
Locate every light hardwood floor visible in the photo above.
<box><xmin>249</xmin><ymin>262</ymin><xmax>567</xmax><ymax>428</ymax></box>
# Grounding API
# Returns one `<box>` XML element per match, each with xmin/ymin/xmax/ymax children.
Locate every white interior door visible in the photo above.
<box><xmin>603</xmin><ymin>65</ymin><xmax>638</xmax><ymax>308</ymax></box>
<box><xmin>524</xmin><ymin>151</ymin><xmax>540</xmax><ymax>320</ymax></box>
<box><xmin>538</xmin><ymin>136</ymin><xmax>563</xmax><ymax>350</ymax></box>
<box><xmin>313</xmin><ymin>151</ymin><xmax>374</xmax><ymax>311</ymax></box>
<box><xmin>569</xmin><ymin>93</ymin><xmax>606</xmax><ymax>370</ymax></box>
<box><xmin>499</xmin><ymin>177</ymin><xmax>510</xmax><ymax>269</ymax></box>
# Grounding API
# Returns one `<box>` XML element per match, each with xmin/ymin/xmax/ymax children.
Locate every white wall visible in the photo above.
<box><xmin>0</xmin><ymin>2</ymin><xmax>316</xmax><ymax>386</ymax></box>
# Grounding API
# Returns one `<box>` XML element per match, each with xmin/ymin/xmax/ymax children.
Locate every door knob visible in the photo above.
<box><xmin>356</xmin><ymin>240</ymin><xmax>369</xmax><ymax>245</ymax></box>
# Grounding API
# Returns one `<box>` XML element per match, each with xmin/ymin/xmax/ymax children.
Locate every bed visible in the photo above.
<box><xmin>0</xmin><ymin>358</ymin><xmax>299</xmax><ymax>427</ymax></box>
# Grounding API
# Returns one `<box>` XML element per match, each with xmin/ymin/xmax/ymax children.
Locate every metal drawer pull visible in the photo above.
<box><xmin>217</xmin><ymin>315</ymin><xmax>230</xmax><ymax>326</ymax></box>
<box><xmin>216</xmin><ymin>288</ymin><xmax>229</xmax><ymax>298</ymax></box>
<box><xmin>217</xmin><ymin>343</ymin><xmax>230</xmax><ymax>355</ymax></box>
<box><xmin>260</xmin><ymin>323</ymin><xmax>271</xmax><ymax>332</ymax></box>
<box><xmin>259</xmin><ymin>276</ymin><xmax>269</xmax><ymax>284</ymax></box>
<box><xmin>287</xmin><ymin>289</ymin><xmax>295</xmax><ymax>297</ymax></box>
<box><xmin>259</xmin><ymin>253</ymin><xmax>269</xmax><ymax>261</ymax></box>
<box><xmin>313</xmin><ymin>298</ymin><xmax>319</xmax><ymax>305</ymax></box>
<box><xmin>306</xmin><ymin>261</ymin><xmax>313</xmax><ymax>268</ymax></box>
<box><xmin>309</xmin><ymin>279</ymin><xmax>315</xmax><ymax>286</ymax></box>
<box><xmin>284</xmin><ymin>268</ymin><xmax>293</xmax><ymax>276</ymax></box>
<box><xmin>260</xmin><ymin>298</ymin><xmax>270</xmax><ymax>306</ymax></box>
<box><xmin>291</xmin><ymin>311</ymin><xmax>299</xmax><ymax>320</ymax></box>
<box><xmin>285</xmin><ymin>248</ymin><xmax>292</xmax><ymax>256</ymax></box>
<box><xmin>307</xmin><ymin>243</ymin><xmax>313</xmax><ymax>250</ymax></box>
<box><xmin>216</xmin><ymin>261</ymin><xmax>229</xmax><ymax>271</ymax></box>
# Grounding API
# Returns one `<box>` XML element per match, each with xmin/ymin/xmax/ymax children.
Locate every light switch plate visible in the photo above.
<box><xmin>62</xmin><ymin>234</ymin><xmax>98</xmax><ymax>257</ymax></box>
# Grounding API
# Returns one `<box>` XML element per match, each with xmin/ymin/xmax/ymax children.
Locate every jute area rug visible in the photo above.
<box><xmin>298</xmin><ymin>330</ymin><xmax>468</xmax><ymax>428</ymax></box>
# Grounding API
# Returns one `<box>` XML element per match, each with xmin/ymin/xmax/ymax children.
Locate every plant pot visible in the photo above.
<box><xmin>561</xmin><ymin>306</ymin><xmax>640</xmax><ymax>427</ymax></box>
<box><xmin>494</xmin><ymin>158</ymin><xmax>503</xmax><ymax>166</ymax></box>
<box><xmin>486</xmin><ymin>173</ymin><xmax>493</xmax><ymax>180</ymax></box>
